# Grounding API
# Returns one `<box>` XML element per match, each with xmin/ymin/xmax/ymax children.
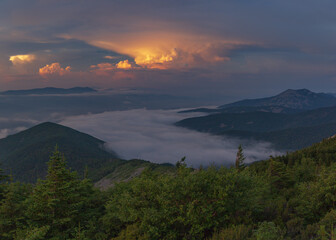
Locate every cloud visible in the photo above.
<box><xmin>9</xmin><ymin>54</ymin><xmax>36</xmax><ymax>65</ymax></box>
<box><xmin>2</xmin><ymin>0</ymin><xmax>336</xmax><ymax>95</ymax></box>
<box><xmin>60</xmin><ymin>109</ymin><xmax>282</xmax><ymax>167</ymax></box>
<box><xmin>39</xmin><ymin>62</ymin><xmax>71</xmax><ymax>78</ymax></box>
<box><xmin>87</xmin><ymin>36</ymin><xmax>238</xmax><ymax>69</ymax></box>
<box><xmin>104</xmin><ymin>56</ymin><xmax>119</xmax><ymax>60</ymax></box>
<box><xmin>90</xmin><ymin>62</ymin><xmax>114</xmax><ymax>71</ymax></box>
<box><xmin>0</xmin><ymin>118</ymin><xmax>38</xmax><ymax>139</ymax></box>
<box><xmin>90</xmin><ymin>62</ymin><xmax>115</xmax><ymax>76</ymax></box>
<box><xmin>116</xmin><ymin>60</ymin><xmax>132</xmax><ymax>69</ymax></box>
<box><xmin>90</xmin><ymin>62</ymin><xmax>135</xmax><ymax>80</ymax></box>
<box><xmin>0</xmin><ymin>127</ymin><xmax>27</xmax><ymax>139</ymax></box>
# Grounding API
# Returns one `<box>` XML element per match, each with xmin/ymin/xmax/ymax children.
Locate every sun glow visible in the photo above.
<box><xmin>9</xmin><ymin>54</ymin><xmax>36</xmax><ymax>65</ymax></box>
<box><xmin>133</xmin><ymin>49</ymin><xmax>177</xmax><ymax>69</ymax></box>
<box><xmin>116</xmin><ymin>60</ymin><xmax>132</xmax><ymax>69</ymax></box>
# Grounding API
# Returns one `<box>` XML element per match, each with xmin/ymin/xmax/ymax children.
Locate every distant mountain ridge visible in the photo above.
<box><xmin>219</xmin><ymin>89</ymin><xmax>336</xmax><ymax>110</ymax></box>
<box><xmin>176</xmin><ymin>89</ymin><xmax>336</xmax><ymax>150</ymax></box>
<box><xmin>0</xmin><ymin>87</ymin><xmax>96</xmax><ymax>95</ymax></box>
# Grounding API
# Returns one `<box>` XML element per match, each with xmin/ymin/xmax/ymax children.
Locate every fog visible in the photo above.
<box><xmin>60</xmin><ymin>109</ymin><xmax>282</xmax><ymax>167</ymax></box>
<box><xmin>0</xmin><ymin>118</ymin><xmax>39</xmax><ymax>139</ymax></box>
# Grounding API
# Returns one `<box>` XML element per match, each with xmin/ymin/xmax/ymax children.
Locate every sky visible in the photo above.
<box><xmin>1</xmin><ymin>0</ymin><xmax>336</xmax><ymax>97</ymax></box>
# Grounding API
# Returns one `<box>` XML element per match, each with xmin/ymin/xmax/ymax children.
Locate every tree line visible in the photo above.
<box><xmin>1</xmin><ymin>142</ymin><xmax>336</xmax><ymax>239</ymax></box>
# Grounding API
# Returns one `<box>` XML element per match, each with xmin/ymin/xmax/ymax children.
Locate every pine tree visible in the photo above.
<box><xmin>267</xmin><ymin>158</ymin><xmax>291</xmax><ymax>191</ymax></box>
<box><xmin>235</xmin><ymin>145</ymin><xmax>246</xmax><ymax>170</ymax></box>
<box><xmin>0</xmin><ymin>182</ymin><xmax>31</xmax><ymax>240</ymax></box>
<box><xmin>22</xmin><ymin>147</ymin><xmax>85</xmax><ymax>239</ymax></box>
<box><xmin>0</xmin><ymin>164</ymin><xmax>8</xmax><ymax>201</ymax></box>
<box><xmin>0</xmin><ymin>164</ymin><xmax>7</xmax><ymax>183</ymax></box>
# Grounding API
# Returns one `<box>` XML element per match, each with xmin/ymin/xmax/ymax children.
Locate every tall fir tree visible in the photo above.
<box><xmin>0</xmin><ymin>182</ymin><xmax>31</xmax><ymax>240</ymax></box>
<box><xmin>235</xmin><ymin>144</ymin><xmax>246</xmax><ymax>170</ymax></box>
<box><xmin>0</xmin><ymin>164</ymin><xmax>8</xmax><ymax>201</ymax></box>
<box><xmin>21</xmin><ymin>147</ymin><xmax>101</xmax><ymax>239</ymax></box>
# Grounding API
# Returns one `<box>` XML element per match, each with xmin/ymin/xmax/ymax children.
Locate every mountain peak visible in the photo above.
<box><xmin>0</xmin><ymin>122</ymin><xmax>118</xmax><ymax>182</ymax></box>
<box><xmin>220</xmin><ymin>89</ymin><xmax>336</xmax><ymax>110</ymax></box>
<box><xmin>279</xmin><ymin>89</ymin><xmax>313</xmax><ymax>96</ymax></box>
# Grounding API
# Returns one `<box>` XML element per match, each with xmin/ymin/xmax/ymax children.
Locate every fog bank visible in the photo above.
<box><xmin>60</xmin><ymin>109</ymin><xmax>281</xmax><ymax>167</ymax></box>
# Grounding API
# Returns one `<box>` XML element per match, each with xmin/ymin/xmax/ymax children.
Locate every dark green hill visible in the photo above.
<box><xmin>0</xmin><ymin>122</ymin><xmax>121</xmax><ymax>182</ymax></box>
<box><xmin>250</xmin><ymin>133</ymin><xmax>336</xmax><ymax>169</ymax></box>
<box><xmin>176</xmin><ymin>106</ymin><xmax>336</xmax><ymax>150</ymax></box>
<box><xmin>220</xmin><ymin>89</ymin><xmax>336</xmax><ymax>110</ymax></box>
<box><xmin>0</xmin><ymin>122</ymin><xmax>175</xmax><ymax>185</ymax></box>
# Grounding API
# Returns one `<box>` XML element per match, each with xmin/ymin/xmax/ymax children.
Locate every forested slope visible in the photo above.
<box><xmin>2</xmin><ymin>136</ymin><xmax>336</xmax><ymax>239</ymax></box>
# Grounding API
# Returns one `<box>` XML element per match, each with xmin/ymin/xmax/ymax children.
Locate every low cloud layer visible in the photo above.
<box><xmin>0</xmin><ymin>117</ymin><xmax>38</xmax><ymax>139</ymax></box>
<box><xmin>60</xmin><ymin>109</ymin><xmax>281</xmax><ymax>167</ymax></box>
<box><xmin>0</xmin><ymin>127</ymin><xmax>27</xmax><ymax>139</ymax></box>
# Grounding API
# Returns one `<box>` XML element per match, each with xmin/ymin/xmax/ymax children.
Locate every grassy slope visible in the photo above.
<box><xmin>95</xmin><ymin>159</ymin><xmax>175</xmax><ymax>190</ymax></box>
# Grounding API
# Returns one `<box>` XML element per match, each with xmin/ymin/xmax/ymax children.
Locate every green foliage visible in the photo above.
<box><xmin>210</xmin><ymin>224</ymin><xmax>252</xmax><ymax>240</ymax></box>
<box><xmin>103</xmin><ymin>167</ymin><xmax>266</xmax><ymax>240</ymax></box>
<box><xmin>4</xmin><ymin>135</ymin><xmax>336</xmax><ymax>238</ymax></box>
<box><xmin>0</xmin><ymin>165</ymin><xmax>8</xmax><ymax>202</ymax></box>
<box><xmin>0</xmin><ymin>182</ymin><xmax>32</xmax><ymax>240</ymax></box>
<box><xmin>253</xmin><ymin>222</ymin><xmax>284</xmax><ymax>240</ymax></box>
<box><xmin>267</xmin><ymin>158</ymin><xmax>292</xmax><ymax>191</ymax></box>
<box><xmin>175</xmin><ymin>156</ymin><xmax>187</xmax><ymax>168</ymax></box>
<box><xmin>19</xmin><ymin>147</ymin><xmax>105</xmax><ymax>239</ymax></box>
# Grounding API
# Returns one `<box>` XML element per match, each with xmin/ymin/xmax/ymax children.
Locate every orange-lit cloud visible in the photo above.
<box><xmin>104</xmin><ymin>56</ymin><xmax>118</xmax><ymax>60</ymax></box>
<box><xmin>91</xmin><ymin>60</ymin><xmax>133</xmax><ymax>75</ymax></box>
<box><xmin>39</xmin><ymin>63</ymin><xmax>71</xmax><ymax>78</ymax></box>
<box><xmin>79</xmin><ymin>32</ymin><xmax>242</xmax><ymax>69</ymax></box>
<box><xmin>9</xmin><ymin>54</ymin><xmax>36</xmax><ymax>65</ymax></box>
<box><xmin>116</xmin><ymin>60</ymin><xmax>132</xmax><ymax>69</ymax></box>
<box><xmin>90</xmin><ymin>62</ymin><xmax>135</xmax><ymax>80</ymax></box>
<box><xmin>90</xmin><ymin>62</ymin><xmax>114</xmax><ymax>76</ymax></box>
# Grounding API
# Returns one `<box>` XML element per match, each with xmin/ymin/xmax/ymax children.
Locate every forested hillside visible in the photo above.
<box><xmin>176</xmin><ymin>106</ymin><xmax>336</xmax><ymax>150</ymax></box>
<box><xmin>0</xmin><ymin>122</ymin><xmax>120</xmax><ymax>182</ymax></box>
<box><xmin>220</xmin><ymin>89</ymin><xmax>336</xmax><ymax>110</ymax></box>
<box><xmin>1</xmin><ymin>137</ymin><xmax>336</xmax><ymax>239</ymax></box>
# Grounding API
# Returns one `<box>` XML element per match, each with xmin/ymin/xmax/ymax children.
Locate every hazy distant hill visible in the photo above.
<box><xmin>176</xmin><ymin>105</ymin><xmax>336</xmax><ymax>150</ymax></box>
<box><xmin>219</xmin><ymin>89</ymin><xmax>336</xmax><ymax>110</ymax></box>
<box><xmin>179</xmin><ymin>105</ymin><xmax>303</xmax><ymax>114</ymax></box>
<box><xmin>0</xmin><ymin>87</ymin><xmax>96</xmax><ymax>95</ymax></box>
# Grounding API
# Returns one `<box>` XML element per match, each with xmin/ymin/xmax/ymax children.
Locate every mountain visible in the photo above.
<box><xmin>176</xmin><ymin>106</ymin><xmax>336</xmax><ymax>150</ymax></box>
<box><xmin>0</xmin><ymin>122</ymin><xmax>175</xmax><ymax>185</ymax></box>
<box><xmin>219</xmin><ymin>89</ymin><xmax>336</xmax><ymax>110</ymax></box>
<box><xmin>179</xmin><ymin>105</ymin><xmax>303</xmax><ymax>114</ymax></box>
<box><xmin>0</xmin><ymin>87</ymin><xmax>97</xmax><ymax>95</ymax></box>
<box><xmin>0</xmin><ymin>122</ymin><xmax>120</xmax><ymax>182</ymax></box>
